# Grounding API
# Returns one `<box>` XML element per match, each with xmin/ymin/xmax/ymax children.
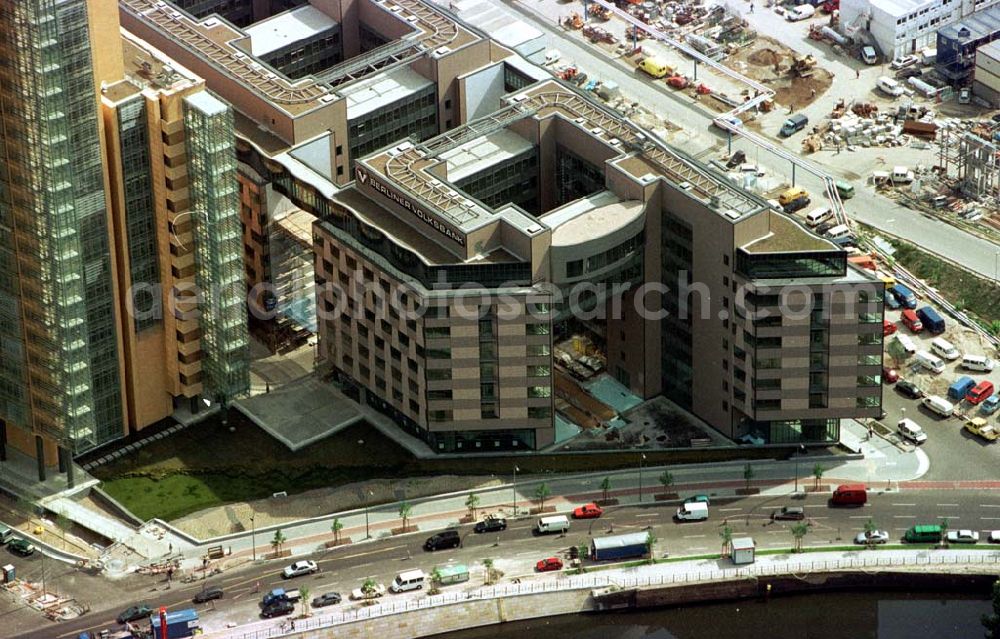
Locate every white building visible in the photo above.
<box><xmin>841</xmin><ymin>0</ymin><xmax>1000</xmax><ymax>60</ymax></box>
<box><xmin>974</xmin><ymin>40</ymin><xmax>1000</xmax><ymax>104</ymax></box>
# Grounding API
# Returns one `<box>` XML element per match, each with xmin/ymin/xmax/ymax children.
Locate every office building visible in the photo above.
<box><xmin>841</xmin><ymin>0</ymin><xmax>1000</xmax><ymax>61</ymax></box>
<box><xmin>0</xmin><ymin>0</ymin><xmax>248</xmax><ymax>478</ymax></box>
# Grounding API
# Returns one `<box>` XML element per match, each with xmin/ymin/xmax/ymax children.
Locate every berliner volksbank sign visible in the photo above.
<box><xmin>355</xmin><ymin>166</ymin><xmax>466</xmax><ymax>247</ymax></box>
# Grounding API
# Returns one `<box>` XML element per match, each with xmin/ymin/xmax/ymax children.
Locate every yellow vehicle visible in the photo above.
<box><xmin>637</xmin><ymin>57</ymin><xmax>673</xmax><ymax>79</ymax></box>
<box><xmin>964</xmin><ymin>417</ymin><xmax>998</xmax><ymax>442</ymax></box>
<box><xmin>778</xmin><ymin>187</ymin><xmax>809</xmax><ymax>206</ymax></box>
<box><xmin>878</xmin><ymin>272</ymin><xmax>897</xmax><ymax>288</ymax></box>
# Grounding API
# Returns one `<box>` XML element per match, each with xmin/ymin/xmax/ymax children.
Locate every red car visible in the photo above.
<box><xmin>882</xmin><ymin>367</ymin><xmax>899</xmax><ymax>384</ymax></box>
<box><xmin>573</xmin><ymin>503</ymin><xmax>604</xmax><ymax>519</ymax></box>
<box><xmin>882</xmin><ymin>319</ymin><xmax>897</xmax><ymax>336</ymax></box>
<box><xmin>535</xmin><ymin>557</ymin><xmax>563</xmax><ymax>572</ymax></box>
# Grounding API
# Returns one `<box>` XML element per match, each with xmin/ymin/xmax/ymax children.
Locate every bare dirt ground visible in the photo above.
<box><xmin>730</xmin><ymin>37</ymin><xmax>833</xmax><ymax>109</ymax></box>
<box><xmin>170</xmin><ymin>475</ymin><xmax>503</xmax><ymax>538</ymax></box>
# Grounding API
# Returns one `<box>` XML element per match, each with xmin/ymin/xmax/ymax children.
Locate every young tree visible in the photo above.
<box><xmin>298</xmin><ymin>586</ymin><xmax>311</xmax><ymax>617</ymax></box>
<box><xmin>331</xmin><ymin>518</ymin><xmax>344</xmax><ymax>545</ymax></box>
<box><xmin>482</xmin><ymin>558</ymin><xmax>495</xmax><ymax>585</ymax></box>
<box><xmin>600</xmin><ymin>476</ymin><xmax>612</xmax><ymax>502</ymax></box>
<box><xmin>743</xmin><ymin>464</ymin><xmax>754</xmax><ymax>492</ymax></box>
<box><xmin>719</xmin><ymin>523</ymin><xmax>734</xmax><ymax>558</ymax></box>
<box><xmin>399</xmin><ymin>501</ymin><xmax>413</xmax><ymax>531</ymax></box>
<box><xmin>54</xmin><ymin>513</ymin><xmax>72</xmax><ymax>544</ymax></box>
<box><xmin>465</xmin><ymin>493</ymin><xmax>480</xmax><ymax>520</ymax></box>
<box><xmin>863</xmin><ymin>518</ymin><xmax>879</xmax><ymax>549</ymax></box>
<box><xmin>429</xmin><ymin>567</ymin><xmax>443</xmax><ymax>594</ymax></box>
<box><xmin>271</xmin><ymin>529</ymin><xmax>286</xmax><ymax>555</ymax></box>
<box><xmin>645</xmin><ymin>531</ymin><xmax>657</xmax><ymax>563</ymax></box>
<box><xmin>939</xmin><ymin>517</ymin><xmax>949</xmax><ymax>546</ymax></box>
<box><xmin>534</xmin><ymin>483</ymin><xmax>551</xmax><ymax>512</ymax></box>
<box><xmin>658</xmin><ymin>470</ymin><xmax>675</xmax><ymax>497</ymax></box>
<box><xmin>812</xmin><ymin>463</ymin><xmax>825</xmax><ymax>490</ymax></box>
<box><xmin>791</xmin><ymin>522</ymin><xmax>809</xmax><ymax>553</ymax></box>
<box><xmin>361</xmin><ymin>577</ymin><xmax>379</xmax><ymax>603</ymax></box>
<box><xmin>982</xmin><ymin>579</ymin><xmax>1000</xmax><ymax>639</ymax></box>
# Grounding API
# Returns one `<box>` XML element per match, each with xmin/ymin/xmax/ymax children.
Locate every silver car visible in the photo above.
<box><xmin>946</xmin><ymin>530</ymin><xmax>979</xmax><ymax>544</ymax></box>
<box><xmin>854</xmin><ymin>530</ymin><xmax>889</xmax><ymax>545</ymax></box>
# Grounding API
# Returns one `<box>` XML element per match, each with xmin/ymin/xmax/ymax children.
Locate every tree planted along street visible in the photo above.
<box><xmin>299</xmin><ymin>587</ymin><xmax>311</xmax><ymax>617</ymax></box>
<box><xmin>719</xmin><ymin>524</ymin><xmax>733</xmax><ymax>558</ymax></box>
<box><xmin>331</xmin><ymin>518</ymin><xmax>343</xmax><ymax>544</ymax></box>
<box><xmin>600</xmin><ymin>476</ymin><xmax>612</xmax><ymax>502</ymax></box>
<box><xmin>658</xmin><ymin>470</ymin><xmax>674</xmax><ymax>497</ymax></box>
<box><xmin>534</xmin><ymin>483</ymin><xmax>551</xmax><ymax>512</ymax></box>
<box><xmin>271</xmin><ymin>529</ymin><xmax>286</xmax><ymax>554</ymax></box>
<box><xmin>743</xmin><ymin>464</ymin><xmax>754</xmax><ymax>491</ymax></box>
<box><xmin>791</xmin><ymin>522</ymin><xmax>809</xmax><ymax>553</ymax></box>
<box><xmin>399</xmin><ymin>501</ymin><xmax>413</xmax><ymax>531</ymax></box>
<box><xmin>465</xmin><ymin>493</ymin><xmax>480</xmax><ymax>520</ymax></box>
<box><xmin>812</xmin><ymin>463</ymin><xmax>824</xmax><ymax>489</ymax></box>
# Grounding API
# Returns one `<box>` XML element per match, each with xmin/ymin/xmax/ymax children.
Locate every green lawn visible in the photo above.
<box><xmin>93</xmin><ymin>410</ymin><xmax>788</xmax><ymax>522</ymax></box>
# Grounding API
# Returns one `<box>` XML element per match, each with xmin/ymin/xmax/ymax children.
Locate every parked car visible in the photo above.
<box><xmin>854</xmin><ymin>530</ymin><xmax>889</xmax><ymax>545</ymax></box>
<box><xmin>890</xmin><ymin>54</ymin><xmax>919</xmax><ymax>69</ymax></box>
<box><xmin>980</xmin><ymin>395</ymin><xmax>1000</xmax><ymax>415</ymax></box>
<box><xmin>989</xmin><ymin>531</ymin><xmax>1000</xmax><ymax>543</ymax></box>
<box><xmin>282</xmin><ymin>560</ymin><xmax>318</xmax><ymax>579</ymax></box>
<box><xmin>311</xmin><ymin>592</ymin><xmax>342</xmax><ymax>608</ymax></box>
<box><xmin>896</xmin><ymin>379</ymin><xmax>923</xmax><ymax>399</ymax></box>
<box><xmin>192</xmin><ymin>587</ymin><xmax>224</xmax><ymax>603</ymax></box>
<box><xmin>946</xmin><ymin>530</ymin><xmax>979</xmax><ymax>544</ymax></box>
<box><xmin>424</xmin><ymin>530</ymin><xmax>461</xmax><ymax>551</ymax></box>
<box><xmin>882</xmin><ymin>367</ymin><xmax>898</xmax><ymax>384</ymax></box>
<box><xmin>684</xmin><ymin>495</ymin><xmax>711</xmax><ymax>506</ymax></box>
<box><xmin>260</xmin><ymin>600</ymin><xmax>295</xmax><ymax>618</ymax></box>
<box><xmin>535</xmin><ymin>557</ymin><xmax>564</xmax><ymax>572</ymax></box>
<box><xmin>573</xmin><ymin>503</ymin><xmax>604</xmax><ymax>519</ymax></box>
<box><xmin>473</xmin><ymin>516</ymin><xmax>507</xmax><ymax>533</ymax></box>
<box><xmin>7</xmin><ymin>538</ymin><xmax>34</xmax><ymax>556</ymax></box>
<box><xmin>771</xmin><ymin>506</ymin><xmax>805</xmax><ymax>521</ymax></box>
<box><xmin>814</xmin><ymin>221</ymin><xmax>835</xmax><ymax>235</ymax></box>
<box><xmin>116</xmin><ymin>604</ymin><xmax>152</xmax><ymax>624</ymax></box>
<box><xmin>350</xmin><ymin>583</ymin><xmax>386</xmax><ymax>600</ymax></box>
<box><xmin>896</xmin><ymin>67</ymin><xmax>923</xmax><ymax>79</ymax></box>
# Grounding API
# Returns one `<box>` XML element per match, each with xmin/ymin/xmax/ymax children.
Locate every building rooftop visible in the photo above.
<box><xmin>740</xmin><ymin>211</ymin><xmax>838</xmax><ymax>253</ymax></box>
<box><xmin>549</xmin><ymin>195</ymin><xmax>645</xmax><ymax>247</ymax></box>
<box><xmin>340</xmin><ymin>66</ymin><xmax>434</xmax><ymax>119</ymax></box>
<box><xmin>939</xmin><ymin>4</ymin><xmax>1000</xmax><ymax>43</ymax></box>
<box><xmin>185</xmin><ymin>90</ymin><xmax>228</xmax><ymax>116</ymax></box>
<box><xmin>289</xmin><ymin>133</ymin><xmax>334</xmax><ymax>182</ymax></box>
<box><xmin>245</xmin><ymin>5</ymin><xmax>339</xmax><ymax>57</ymax></box>
<box><xmin>867</xmin><ymin>0</ymin><xmax>933</xmax><ymax>18</ymax></box>
<box><xmin>440</xmin><ymin>129</ymin><xmax>534</xmax><ymax>183</ymax></box>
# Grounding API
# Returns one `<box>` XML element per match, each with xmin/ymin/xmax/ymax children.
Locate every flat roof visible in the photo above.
<box><xmin>868</xmin><ymin>0</ymin><xmax>932</xmax><ymax>18</ymax></box>
<box><xmin>441</xmin><ymin>129</ymin><xmax>534</xmax><ymax>183</ymax></box>
<box><xmin>549</xmin><ymin>197</ymin><xmax>644</xmax><ymax>247</ymax></box>
<box><xmin>741</xmin><ymin>211</ymin><xmax>839</xmax><ymax>253</ymax></box>
<box><xmin>939</xmin><ymin>4</ymin><xmax>1000</xmax><ymax>43</ymax></box>
<box><xmin>245</xmin><ymin>5</ymin><xmax>339</xmax><ymax>57</ymax></box>
<box><xmin>185</xmin><ymin>90</ymin><xmax>228</xmax><ymax>116</ymax></box>
<box><xmin>340</xmin><ymin>66</ymin><xmax>434</xmax><ymax>120</ymax></box>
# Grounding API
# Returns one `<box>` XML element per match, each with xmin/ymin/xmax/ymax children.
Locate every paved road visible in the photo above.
<box><xmin>11</xmin><ymin>487</ymin><xmax>1000</xmax><ymax>639</ymax></box>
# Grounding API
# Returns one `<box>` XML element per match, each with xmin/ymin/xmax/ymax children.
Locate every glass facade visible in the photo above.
<box><xmin>735</xmin><ymin>250</ymin><xmax>846</xmax><ymax>280</ymax></box>
<box><xmin>454</xmin><ymin>147</ymin><xmax>538</xmax><ymax>214</ymax></box>
<box><xmin>116</xmin><ymin>96</ymin><xmax>161</xmax><ymax>333</ymax></box>
<box><xmin>172</xmin><ymin>0</ymin><xmax>254</xmax><ymax>27</ymax></box>
<box><xmin>183</xmin><ymin>93</ymin><xmax>250</xmax><ymax>404</ymax></box>
<box><xmin>555</xmin><ymin>146</ymin><xmax>605</xmax><ymax>208</ymax></box>
<box><xmin>348</xmin><ymin>84</ymin><xmax>437</xmax><ymax>170</ymax></box>
<box><xmin>261</xmin><ymin>26</ymin><xmax>343</xmax><ymax>79</ymax></box>
<box><xmin>660</xmin><ymin>212</ymin><xmax>694</xmax><ymax>410</ymax></box>
<box><xmin>0</xmin><ymin>0</ymin><xmax>123</xmax><ymax>453</ymax></box>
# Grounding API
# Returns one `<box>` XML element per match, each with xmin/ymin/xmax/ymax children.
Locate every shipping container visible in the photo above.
<box><xmin>590</xmin><ymin>532</ymin><xmax>650</xmax><ymax>561</ymax></box>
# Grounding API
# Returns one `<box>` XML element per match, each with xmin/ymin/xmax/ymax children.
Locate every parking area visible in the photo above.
<box><xmin>880</xmin><ymin>294</ymin><xmax>999</xmax><ymax>480</ymax></box>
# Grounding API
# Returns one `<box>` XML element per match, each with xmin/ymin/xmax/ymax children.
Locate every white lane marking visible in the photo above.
<box><xmin>982</xmin><ymin>505</ymin><xmax>1000</xmax><ymax>508</ymax></box>
<box><xmin>636</xmin><ymin>513</ymin><xmax>660</xmax><ymax>518</ymax></box>
<box><xmin>683</xmin><ymin>534</ymin><xmax>706</xmax><ymax>539</ymax></box>
<box><xmin>892</xmin><ymin>503</ymin><xmax>916</xmax><ymax>507</ymax></box>
<box><xmin>982</xmin><ymin>517</ymin><xmax>1000</xmax><ymax>521</ymax></box>
<box><xmin>937</xmin><ymin>504</ymin><xmax>960</xmax><ymax>507</ymax></box>
<box><xmin>809</xmin><ymin>517</ymin><xmax>829</xmax><ymax>520</ymax></box>
<box><xmin>936</xmin><ymin>515</ymin><xmax>958</xmax><ymax>519</ymax></box>
<box><xmin>718</xmin><ymin>508</ymin><xmax>742</xmax><ymax>512</ymax></box>
<box><xmin>893</xmin><ymin>515</ymin><xmax>916</xmax><ymax>518</ymax></box>
<box><xmin>849</xmin><ymin>515</ymin><xmax>871</xmax><ymax>519</ymax></box>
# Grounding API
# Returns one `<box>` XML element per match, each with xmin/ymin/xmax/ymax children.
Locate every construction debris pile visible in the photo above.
<box><xmin>607</xmin><ymin>0</ymin><xmax>755</xmax><ymax>56</ymax></box>
<box><xmin>808</xmin><ymin>99</ymin><xmax>941</xmax><ymax>152</ymax></box>
<box><xmin>3</xmin><ymin>579</ymin><xmax>89</xmax><ymax>621</ymax></box>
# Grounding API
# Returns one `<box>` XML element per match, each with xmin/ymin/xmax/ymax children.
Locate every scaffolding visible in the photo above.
<box><xmin>938</xmin><ymin>126</ymin><xmax>1000</xmax><ymax>201</ymax></box>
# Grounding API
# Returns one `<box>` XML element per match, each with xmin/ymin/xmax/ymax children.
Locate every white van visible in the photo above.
<box><xmin>962</xmin><ymin>354</ymin><xmax>996</xmax><ymax>372</ymax></box>
<box><xmin>786</xmin><ymin>4</ymin><xmax>816</xmax><ymax>20</ymax></box>
<box><xmin>891</xmin><ymin>166</ymin><xmax>915</xmax><ymax>184</ymax></box>
<box><xmin>922</xmin><ymin>395</ymin><xmax>954</xmax><ymax>417</ymax></box>
<box><xmin>915</xmin><ymin>350</ymin><xmax>945</xmax><ymax>374</ymax></box>
<box><xmin>894</xmin><ymin>333</ymin><xmax>917</xmax><ymax>356</ymax></box>
<box><xmin>877</xmin><ymin>76</ymin><xmax>904</xmax><ymax>97</ymax></box>
<box><xmin>897</xmin><ymin>418</ymin><xmax>927</xmax><ymax>444</ymax></box>
<box><xmin>675</xmin><ymin>501</ymin><xmax>709</xmax><ymax>521</ymax></box>
<box><xmin>930</xmin><ymin>337</ymin><xmax>960</xmax><ymax>360</ymax></box>
<box><xmin>390</xmin><ymin>569</ymin><xmax>426</xmax><ymax>593</ymax></box>
<box><xmin>536</xmin><ymin>515</ymin><xmax>570</xmax><ymax>534</ymax></box>
<box><xmin>825</xmin><ymin>224</ymin><xmax>851</xmax><ymax>240</ymax></box>
<box><xmin>805</xmin><ymin>207</ymin><xmax>832</xmax><ymax>227</ymax></box>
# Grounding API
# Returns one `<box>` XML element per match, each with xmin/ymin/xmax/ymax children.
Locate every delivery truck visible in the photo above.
<box><xmin>590</xmin><ymin>532</ymin><xmax>651</xmax><ymax>561</ymax></box>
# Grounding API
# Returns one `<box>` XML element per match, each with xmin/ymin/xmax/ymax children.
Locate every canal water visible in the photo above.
<box><xmin>430</xmin><ymin>591</ymin><xmax>991</xmax><ymax>639</ymax></box>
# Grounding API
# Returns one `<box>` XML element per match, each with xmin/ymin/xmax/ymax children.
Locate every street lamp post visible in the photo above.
<box><xmin>793</xmin><ymin>444</ymin><xmax>806</xmax><ymax>493</ymax></box>
<box><xmin>638</xmin><ymin>454</ymin><xmax>646</xmax><ymax>503</ymax></box>
<box><xmin>512</xmin><ymin>465</ymin><xmax>520</xmax><ymax>516</ymax></box>
<box><xmin>250</xmin><ymin>515</ymin><xmax>256</xmax><ymax>561</ymax></box>
<box><xmin>364</xmin><ymin>492</ymin><xmax>371</xmax><ymax>539</ymax></box>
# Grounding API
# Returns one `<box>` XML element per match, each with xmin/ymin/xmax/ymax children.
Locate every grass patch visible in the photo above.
<box><xmin>93</xmin><ymin>411</ymin><xmax>787</xmax><ymax>522</ymax></box>
<box><xmin>883</xmin><ymin>237</ymin><xmax>1000</xmax><ymax>332</ymax></box>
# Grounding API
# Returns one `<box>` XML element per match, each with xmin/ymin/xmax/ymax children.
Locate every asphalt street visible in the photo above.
<box><xmin>10</xmin><ymin>488</ymin><xmax>1000</xmax><ymax>639</ymax></box>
